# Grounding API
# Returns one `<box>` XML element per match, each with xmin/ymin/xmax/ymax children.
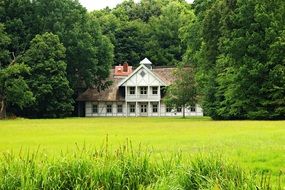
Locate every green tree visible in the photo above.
<box><xmin>188</xmin><ymin>0</ymin><xmax>285</xmax><ymax>119</ymax></box>
<box><xmin>22</xmin><ymin>32</ymin><xmax>74</xmax><ymax>118</ymax></box>
<box><xmin>1</xmin><ymin>0</ymin><xmax>114</xmax><ymax>117</ymax></box>
<box><xmin>114</xmin><ymin>20</ymin><xmax>147</xmax><ymax>65</ymax></box>
<box><xmin>0</xmin><ymin>0</ymin><xmax>113</xmax><ymax>88</ymax></box>
<box><xmin>0</xmin><ymin>24</ymin><xmax>34</xmax><ymax>118</ymax></box>
<box><xmin>164</xmin><ymin>66</ymin><xmax>197</xmax><ymax>118</ymax></box>
<box><xmin>146</xmin><ymin>1</ymin><xmax>194</xmax><ymax>66</ymax></box>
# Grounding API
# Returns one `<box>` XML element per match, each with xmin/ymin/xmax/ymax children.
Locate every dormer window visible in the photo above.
<box><xmin>140</xmin><ymin>87</ymin><xmax>147</xmax><ymax>95</ymax></box>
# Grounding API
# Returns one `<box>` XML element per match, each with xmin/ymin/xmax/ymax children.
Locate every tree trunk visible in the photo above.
<box><xmin>182</xmin><ymin>105</ymin><xmax>185</xmax><ymax>118</ymax></box>
<box><xmin>0</xmin><ymin>99</ymin><xmax>6</xmax><ymax>119</ymax></box>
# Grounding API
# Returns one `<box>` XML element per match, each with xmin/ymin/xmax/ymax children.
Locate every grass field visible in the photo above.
<box><xmin>0</xmin><ymin>117</ymin><xmax>284</xmax><ymax>174</ymax></box>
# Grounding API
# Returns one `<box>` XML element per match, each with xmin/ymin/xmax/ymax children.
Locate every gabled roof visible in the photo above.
<box><xmin>118</xmin><ymin>64</ymin><xmax>167</xmax><ymax>86</ymax></box>
<box><xmin>140</xmin><ymin>57</ymin><xmax>152</xmax><ymax>65</ymax></box>
<box><xmin>76</xmin><ymin>69</ymin><xmax>125</xmax><ymax>102</ymax></box>
<box><xmin>152</xmin><ymin>67</ymin><xmax>176</xmax><ymax>86</ymax></box>
<box><xmin>76</xmin><ymin>67</ymin><xmax>176</xmax><ymax>102</ymax></box>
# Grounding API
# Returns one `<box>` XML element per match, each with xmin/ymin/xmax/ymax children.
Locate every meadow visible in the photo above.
<box><xmin>0</xmin><ymin>117</ymin><xmax>284</xmax><ymax>189</ymax></box>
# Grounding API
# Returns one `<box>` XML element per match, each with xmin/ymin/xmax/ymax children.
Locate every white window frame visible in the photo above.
<box><xmin>140</xmin><ymin>86</ymin><xmax>147</xmax><ymax>95</ymax></box>
<box><xmin>166</xmin><ymin>106</ymin><xmax>172</xmax><ymax>113</ymax></box>
<box><xmin>152</xmin><ymin>87</ymin><xmax>158</xmax><ymax>95</ymax></box>
<box><xmin>190</xmin><ymin>106</ymin><xmax>196</xmax><ymax>112</ymax></box>
<box><xmin>117</xmin><ymin>104</ymin><xmax>123</xmax><ymax>113</ymax></box>
<box><xmin>130</xmin><ymin>104</ymin><xmax>135</xmax><ymax>113</ymax></box>
<box><xmin>152</xmin><ymin>104</ymin><xmax>158</xmax><ymax>113</ymax></box>
<box><xmin>92</xmin><ymin>104</ymin><xmax>98</xmax><ymax>113</ymax></box>
<box><xmin>106</xmin><ymin>104</ymin><xmax>112</xmax><ymax>113</ymax></box>
<box><xmin>129</xmin><ymin>87</ymin><xmax>135</xmax><ymax>95</ymax></box>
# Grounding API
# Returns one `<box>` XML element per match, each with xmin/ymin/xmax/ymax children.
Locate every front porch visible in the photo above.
<box><xmin>125</xmin><ymin>101</ymin><xmax>160</xmax><ymax>117</ymax></box>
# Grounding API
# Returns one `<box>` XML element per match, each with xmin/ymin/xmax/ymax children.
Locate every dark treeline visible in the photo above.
<box><xmin>187</xmin><ymin>0</ymin><xmax>285</xmax><ymax>119</ymax></box>
<box><xmin>0</xmin><ymin>0</ymin><xmax>113</xmax><ymax>118</ymax></box>
<box><xmin>0</xmin><ymin>0</ymin><xmax>284</xmax><ymax>119</ymax></box>
<box><xmin>91</xmin><ymin>0</ymin><xmax>194</xmax><ymax>66</ymax></box>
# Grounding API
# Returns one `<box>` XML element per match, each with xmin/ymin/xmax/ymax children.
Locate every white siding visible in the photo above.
<box><xmin>86</xmin><ymin>102</ymin><xmax>203</xmax><ymax>117</ymax></box>
<box><xmin>85</xmin><ymin>102</ymin><xmax>127</xmax><ymax>117</ymax></box>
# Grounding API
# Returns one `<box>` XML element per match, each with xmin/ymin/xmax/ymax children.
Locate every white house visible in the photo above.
<box><xmin>77</xmin><ymin>58</ymin><xmax>203</xmax><ymax>117</ymax></box>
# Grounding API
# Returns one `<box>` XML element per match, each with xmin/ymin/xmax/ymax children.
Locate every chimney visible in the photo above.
<box><xmin>123</xmin><ymin>62</ymin><xmax>128</xmax><ymax>72</ymax></box>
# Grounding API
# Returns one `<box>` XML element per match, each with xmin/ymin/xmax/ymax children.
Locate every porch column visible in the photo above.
<box><xmin>158</xmin><ymin>101</ymin><xmax>161</xmax><ymax>117</ymax></box>
<box><xmin>125</xmin><ymin>86</ymin><xmax>128</xmax><ymax>117</ymax></box>
<box><xmin>148</xmin><ymin>101</ymin><xmax>151</xmax><ymax>116</ymax></box>
<box><xmin>135</xmin><ymin>86</ymin><xmax>138</xmax><ymax>99</ymax></box>
<box><xmin>125</xmin><ymin>101</ymin><xmax>128</xmax><ymax>117</ymax></box>
<box><xmin>135</xmin><ymin>101</ymin><xmax>138</xmax><ymax>117</ymax></box>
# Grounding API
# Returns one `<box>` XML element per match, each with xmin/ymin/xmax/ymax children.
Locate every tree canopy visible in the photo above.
<box><xmin>186</xmin><ymin>0</ymin><xmax>285</xmax><ymax>119</ymax></box>
<box><xmin>0</xmin><ymin>0</ymin><xmax>113</xmax><ymax>118</ymax></box>
<box><xmin>1</xmin><ymin>0</ymin><xmax>284</xmax><ymax>120</ymax></box>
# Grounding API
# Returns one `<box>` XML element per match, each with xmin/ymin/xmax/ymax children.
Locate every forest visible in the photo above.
<box><xmin>0</xmin><ymin>0</ymin><xmax>284</xmax><ymax>119</ymax></box>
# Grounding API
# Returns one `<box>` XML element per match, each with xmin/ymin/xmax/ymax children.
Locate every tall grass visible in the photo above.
<box><xmin>0</xmin><ymin>142</ymin><xmax>283</xmax><ymax>190</ymax></box>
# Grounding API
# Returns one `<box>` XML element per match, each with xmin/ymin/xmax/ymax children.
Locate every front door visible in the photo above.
<box><xmin>140</xmin><ymin>103</ymin><xmax>148</xmax><ymax>116</ymax></box>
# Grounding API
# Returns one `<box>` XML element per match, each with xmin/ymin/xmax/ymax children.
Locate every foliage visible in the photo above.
<box><xmin>164</xmin><ymin>66</ymin><xmax>197</xmax><ymax>117</ymax></box>
<box><xmin>0</xmin><ymin>143</ymin><xmax>282</xmax><ymax>189</ymax></box>
<box><xmin>114</xmin><ymin>20</ymin><xmax>147</xmax><ymax>65</ymax></box>
<box><xmin>187</xmin><ymin>0</ymin><xmax>285</xmax><ymax>119</ymax></box>
<box><xmin>0</xmin><ymin>23</ymin><xmax>11</xmax><ymax>67</ymax></box>
<box><xmin>21</xmin><ymin>32</ymin><xmax>74</xmax><ymax>118</ymax></box>
<box><xmin>92</xmin><ymin>0</ymin><xmax>195</xmax><ymax>66</ymax></box>
<box><xmin>145</xmin><ymin>1</ymin><xmax>194</xmax><ymax>66</ymax></box>
<box><xmin>0</xmin><ymin>0</ymin><xmax>114</xmax><ymax>117</ymax></box>
<box><xmin>0</xmin><ymin>23</ymin><xmax>34</xmax><ymax>119</ymax></box>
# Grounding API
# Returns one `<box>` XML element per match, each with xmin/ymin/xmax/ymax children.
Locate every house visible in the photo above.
<box><xmin>76</xmin><ymin>58</ymin><xmax>203</xmax><ymax>117</ymax></box>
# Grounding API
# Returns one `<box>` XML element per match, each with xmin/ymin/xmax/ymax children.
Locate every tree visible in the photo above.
<box><xmin>164</xmin><ymin>66</ymin><xmax>197</xmax><ymax>118</ymax></box>
<box><xmin>0</xmin><ymin>0</ymin><xmax>113</xmax><ymax>88</ymax></box>
<box><xmin>0</xmin><ymin>24</ymin><xmax>34</xmax><ymax>118</ymax></box>
<box><xmin>21</xmin><ymin>32</ymin><xmax>74</xmax><ymax>118</ymax></box>
<box><xmin>146</xmin><ymin>1</ymin><xmax>193</xmax><ymax>66</ymax></box>
<box><xmin>1</xmin><ymin>0</ymin><xmax>114</xmax><ymax>117</ymax></box>
<box><xmin>114</xmin><ymin>20</ymin><xmax>147</xmax><ymax>65</ymax></box>
<box><xmin>187</xmin><ymin>0</ymin><xmax>285</xmax><ymax>119</ymax></box>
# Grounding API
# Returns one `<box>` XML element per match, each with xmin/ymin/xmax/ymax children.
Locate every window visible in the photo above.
<box><xmin>152</xmin><ymin>87</ymin><xmax>158</xmax><ymax>95</ymax></box>
<box><xmin>141</xmin><ymin>104</ymin><xmax>147</xmax><ymax>113</ymax></box>
<box><xmin>92</xmin><ymin>104</ymin><xmax>98</xmax><ymax>113</ymax></box>
<box><xmin>130</xmin><ymin>104</ymin><xmax>135</xmax><ymax>113</ymax></box>
<box><xmin>177</xmin><ymin>107</ymin><xmax>182</xmax><ymax>112</ymax></box>
<box><xmin>166</xmin><ymin>106</ymin><xmax>172</xmax><ymax>113</ymax></box>
<box><xmin>190</xmin><ymin>106</ymin><xmax>196</xmax><ymax>112</ymax></box>
<box><xmin>129</xmin><ymin>87</ymin><xmax>135</xmax><ymax>95</ymax></box>
<box><xmin>117</xmin><ymin>104</ymin><xmax>123</xmax><ymax>113</ymax></box>
<box><xmin>152</xmin><ymin>104</ymin><xmax>158</xmax><ymax>113</ymax></box>
<box><xmin>140</xmin><ymin>86</ymin><xmax>147</xmax><ymax>94</ymax></box>
<box><xmin>107</xmin><ymin>104</ymin><xmax>112</xmax><ymax>113</ymax></box>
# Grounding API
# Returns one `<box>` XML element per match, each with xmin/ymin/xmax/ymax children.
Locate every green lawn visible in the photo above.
<box><xmin>0</xmin><ymin>117</ymin><xmax>284</xmax><ymax>174</ymax></box>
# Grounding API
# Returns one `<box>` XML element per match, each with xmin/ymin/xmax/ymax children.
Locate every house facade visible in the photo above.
<box><xmin>77</xmin><ymin>58</ymin><xmax>203</xmax><ymax>117</ymax></box>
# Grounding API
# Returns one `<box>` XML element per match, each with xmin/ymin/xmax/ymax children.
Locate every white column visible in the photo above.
<box><xmin>125</xmin><ymin>86</ymin><xmax>128</xmax><ymax>117</ymax></box>
<box><xmin>148</xmin><ymin>101</ymin><xmax>150</xmax><ymax>116</ymax></box>
<box><xmin>135</xmin><ymin>101</ymin><xmax>138</xmax><ymax>117</ymax></box>
<box><xmin>158</xmin><ymin>101</ymin><xmax>161</xmax><ymax>116</ymax></box>
<box><xmin>125</xmin><ymin>102</ymin><xmax>128</xmax><ymax>117</ymax></box>
<box><xmin>125</xmin><ymin>86</ymin><xmax>128</xmax><ymax>101</ymax></box>
<box><xmin>135</xmin><ymin>86</ymin><xmax>138</xmax><ymax>99</ymax></box>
